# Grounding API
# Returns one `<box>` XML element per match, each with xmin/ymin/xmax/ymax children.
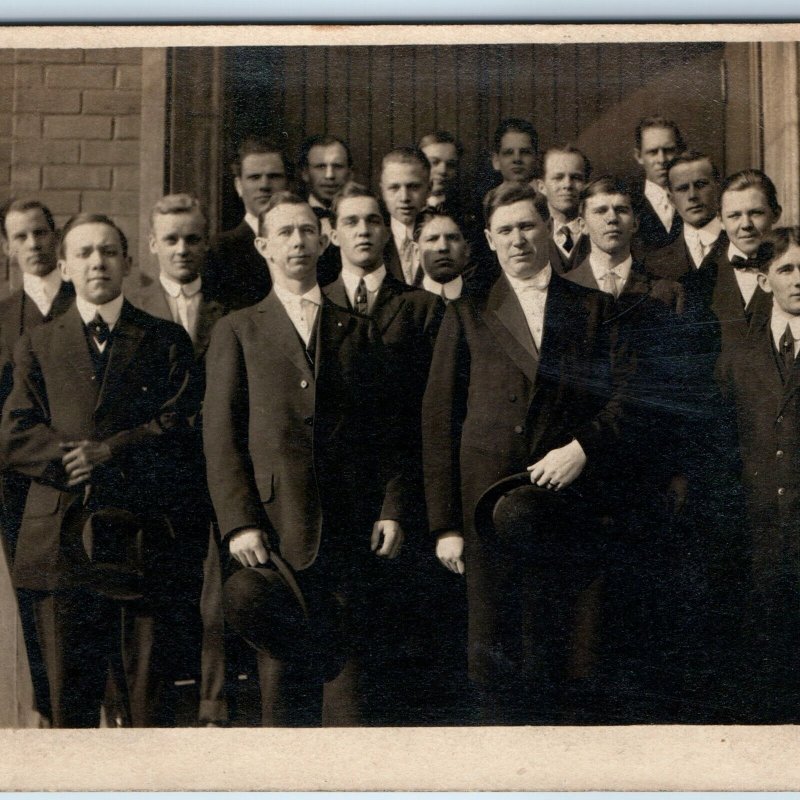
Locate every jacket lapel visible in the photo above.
<box><xmin>194</xmin><ymin>297</ymin><xmax>226</xmax><ymax>359</ymax></box>
<box><xmin>371</xmin><ymin>276</ymin><xmax>405</xmax><ymax>333</ymax></box>
<box><xmin>324</xmin><ymin>275</ymin><xmax>350</xmax><ymax>310</ymax></box>
<box><xmin>566</xmin><ymin>258</ymin><xmax>601</xmax><ymax>291</ymax></box>
<box><xmin>482</xmin><ymin>274</ymin><xmax>539</xmax><ymax>385</ymax></box>
<box><xmin>55</xmin><ymin>305</ymin><xmax>101</xmax><ymax>410</ymax></box>
<box><xmin>49</xmin><ymin>281</ymin><xmax>75</xmax><ymax>320</ymax></box>
<box><xmin>96</xmin><ymin>301</ymin><xmax>147</xmax><ymax>412</ymax></box>
<box><xmin>258</xmin><ymin>292</ymin><xmax>314</xmax><ymax>381</ymax></box>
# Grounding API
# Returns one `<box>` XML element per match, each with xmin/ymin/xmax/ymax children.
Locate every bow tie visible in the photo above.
<box><xmin>312</xmin><ymin>206</ymin><xmax>333</xmax><ymax>220</ymax></box>
<box><xmin>731</xmin><ymin>254</ymin><xmax>760</xmax><ymax>272</ymax></box>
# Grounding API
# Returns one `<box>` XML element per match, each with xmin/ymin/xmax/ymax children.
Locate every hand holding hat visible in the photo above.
<box><xmin>527</xmin><ymin>439</ymin><xmax>586</xmax><ymax>491</ymax></box>
<box><xmin>229</xmin><ymin>527</ymin><xmax>271</xmax><ymax>567</ymax></box>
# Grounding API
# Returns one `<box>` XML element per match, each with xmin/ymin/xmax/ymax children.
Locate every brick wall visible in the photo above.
<box><xmin>0</xmin><ymin>48</ymin><xmax>143</xmax><ymax>297</ymax></box>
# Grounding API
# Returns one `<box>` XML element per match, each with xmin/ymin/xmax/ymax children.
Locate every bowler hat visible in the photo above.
<box><xmin>223</xmin><ymin>553</ymin><xmax>346</xmax><ymax>682</ymax></box>
<box><xmin>474</xmin><ymin>472</ymin><xmax>600</xmax><ymax>564</ymax></box>
<box><xmin>61</xmin><ymin>498</ymin><xmax>174</xmax><ymax>601</ymax></box>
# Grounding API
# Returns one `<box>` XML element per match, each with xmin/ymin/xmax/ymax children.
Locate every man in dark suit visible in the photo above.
<box><xmin>536</xmin><ymin>145</ymin><xmax>592</xmax><ymax>274</ymax></box>
<box><xmin>423</xmin><ymin>184</ymin><xmax>630</xmax><ymax>724</ymax></box>
<box><xmin>715</xmin><ymin>227</ymin><xmax>800</xmax><ymax>722</ymax></box>
<box><xmin>323</xmin><ymin>184</ymin><xmax>453</xmax><ymax>721</ymax></box>
<box><xmin>131</xmin><ymin>193</ymin><xmax>230</xmax><ymax>726</ymax></box>
<box><xmin>0</xmin><ymin>213</ymin><xmax>196</xmax><ymax>727</ymax></box>
<box><xmin>206</xmin><ymin>136</ymin><xmax>290</xmax><ymax>310</ymax></box>
<box><xmin>379</xmin><ymin>147</ymin><xmax>431</xmax><ymax>286</ymax></box>
<box><xmin>203</xmin><ymin>191</ymin><xmax>404</xmax><ymax>726</ymax></box>
<box><xmin>490</xmin><ymin>118</ymin><xmax>539</xmax><ymax>192</ymax></box>
<box><xmin>299</xmin><ymin>134</ymin><xmax>354</xmax><ymax>287</ymax></box>
<box><xmin>646</xmin><ymin>151</ymin><xmax>722</xmax><ymax>280</ymax></box>
<box><xmin>631</xmin><ymin>115</ymin><xmax>686</xmax><ymax>253</ymax></box>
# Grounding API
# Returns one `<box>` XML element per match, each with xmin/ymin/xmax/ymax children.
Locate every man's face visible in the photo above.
<box><xmin>416</xmin><ymin>216</ymin><xmax>470</xmax><ymax>284</ymax></box>
<box><xmin>302</xmin><ymin>143</ymin><xmax>352</xmax><ymax>205</ymax></box>
<box><xmin>59</xmin><ymin>222</ymin><xmax>130</xmax><ymax>305</ymax></box>
<box><xmin>537</xmin><ymin>151</ymin><xmax>587</xmax><ymax>218</ymax></box>
<box><xmin>635</xmin><ymin>126</ymin><xmax>679</xmax><ymax>187</ymax></box>
<box><xmin>486</xmin><ymin>200</ymin><xmax>550</xmax><ymax>279</ymax></box>
<box><xmin>720</xmin><ymin>187</ymin><xmax>779</xmax><ymax>257</ymax></box>
<box><xmin>380</xmin><ymin>161</ymin><xmax>430</xmax><ymax>227</ymax></box>
<box><xmin>668</xmin><ymin>159</ymin><xmax>720</xmax><ymax>228</ymax></box>
<box><xmin>234</xmin><ymin>152</ymin><xmax>288</xmax><ymax>217</ymax></box>
<box><xmin>3</xmin><ymin>208</ymin><xmax>58</xmax><ymax>277</ymax></box>
<box><xmin>330</xmin><ymin>196</ymin><xmax>389</xmax><ymax>272</ymax></box>
<box><xmin>256</xmin><ymin>202</ymin><xmax>325</xmax><ymax>284</ymax></box>
<box><xmin>580</xmin><ymin>192</ymin><xmax>638</xmax><ymax>257</ymax></box>
<box><xmin>421</xmin><ymin>142</ymin><xmax>459</xmax><ymax>197</ymax></box>
<box><xmin>149</xmin><ymin>211</ymin><xmax>207</xmax><ymax>285</ymax></box>
<box><xmin>758</xmin><ymin>245</ymin><xmax>800</xmax><ymax>316</ymax></box>
<box><xmin>492</xmin><ymin>131</ymin><xmax>537</xmax><ymax>185</ymax></box>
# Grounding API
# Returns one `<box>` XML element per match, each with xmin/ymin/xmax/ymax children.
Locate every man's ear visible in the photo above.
<box><xmin>58</xmin><ymin>260</ymin><xmax>71</xmax><ymax>283</ymax></box>
<box><xmin>122</xmin><ymin>256</ymin><xmax>132</xmax><ymax>279</ymax></box>
<box><xmin>148</xmin><ymin>233</ymin><xmax>157</xmax><ymax>255</ymax></box>
<box><xmin>484</xmin><ymin>229</ymin><xmax>497</xmax><ymax>253</ymax></box>
<box><xmin>234</xmin><ymin>176</ymin><xmax>244</xmax><ymax>200</ymax></box>
<box><xmin>491</xmin><ymin>153</ymin><xmax>501</xmax><ymax>173</ymax></box>
<box><xmin>535</xmin><ymin>178</ymin><xmax>546</xmax><ymax>195</ymax></box>
<box><xmin>329</xmin><ymin>228</ymin><xmax>340</xmax><ymax>249</ymax></box>
<box><xmin>633</xmin><ymin>147</ymin><xmax>644</xmax><ymax>168</ymax></box>
<box><xmin>757</xmin><ymin>271</ymin><xmax>773</xmax><ymax>293</ymax></box>
<box><xmin>254</xmin><ymin>236</ymin><xmax>269</xmax><ymax>261</ymax></box>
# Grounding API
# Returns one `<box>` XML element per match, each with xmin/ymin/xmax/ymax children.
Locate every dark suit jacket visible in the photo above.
<box><xmin>324</xmin><ymin>273</ymin><xmax>444</xmax><ymax>527</ymax></box>
<box><xmin>644</xmin><ymin>230</ymin><xmax>720</xmax><ymax>281</ymax></box>
<box><xmin>548</xmin><ymin>232</ymin><xmax>591</xmax><ymax>275</ymax></box>
<box><xmin>0</xmin><ymin>301</ymin><xmax>195</xmax><ymax>590</ymax></box>
<box><xmin>422</xmin><ymin>271</ymin><xmax>629</xmax><ymax>683</ymax></box>
<box><xmin>632</xmin><ymin>181</ymin><xmax>683</xmax><ymax>254</ymax></box>
<box><xmin>206</xmin><ymin>220</ymin><xmax>271</xmax><ymax>311</ymax></box>
<box><xmin>203</xmin><ymin>292</ymin><xmax>399</xmax><ymax>572</ymax></box>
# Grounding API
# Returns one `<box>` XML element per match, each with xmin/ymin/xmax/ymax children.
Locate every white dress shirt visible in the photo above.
<box><xmin>589</xmin><ymin>254</ymin><xmax>633</xmax><ymax>298</ymax></box>
<box><xmin>644</xmin><ymin>179</ymin><xmax>675</xmax><ymax>233</ymax></box>
<box><xmin>22</xmin><ymin>270</ymin><xmax>62</xmax><ymax>317</ymax></box>
<box><xmin>683</xmin><ymin>217</ymin><xmax>722</xmax><ymax>268</ymax></box>
<box><xmin>506</xmin><ymin>264</ymin><xmax>552</xmax><ymax>352</ymax></box>
<box><xmin>272</xmin><ymin>283</ymin><xmax>322</xmax><ymax>347</ymax></box>
<box><xmin>341</xmin><ymin>265</ymin><xmax>386</xmax><ymax>314</ymax></box>
<box><xmin>553</xmin><ymin>217</ymin><xmax>583</xmax><ymax>259</ymax></box>
<box><xmin>422</xmin><ymin>273</ymin><xmax>463</xmax><ymax>302</ymax></box>
<box><xmin>76</xmin><ymin>293</ymin><xmax>124</xmax><ymax>354</ymax></box>
<box><xmin>728</xmin><ymin>242</ymin><xmax>760</xmax><ymax>307</ymax></box>
<box><xmin>391</xmin><ymin>217</ymin><xmax>419</xmax><ymax>285</ymax></box>
<box><xmin>771</xmin><ymin>303</ymin><xmax>800</xmax><ymax>357</ymax></box>
<box><xmin>160</xmin><ymin>272</ymin><xmax>202</xmax><ymax>342</ymax></box>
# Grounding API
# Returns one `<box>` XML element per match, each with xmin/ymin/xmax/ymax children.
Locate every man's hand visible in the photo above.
<box><xmin>527</xmin><ymin>439</ymin><xmax>587</xmax><ymax>491</ymax></box>
<box><xmin>60</xmin><ymin>440</ymin><xmax>112</xmax><ymax>488</ymax></box>
<box><xmin>370</xmin><ymin>519</ymin><xmax>404</xmax><ymax>559</ymax></box>
<box><xmin>436</xmin><ymin>531</ymin><xmax>465</xmax><ymax>575</ymax></box>
<box><xmin>229</xmin><ymin>528</ymin><xmax>271</xmax><ymax>567</ymax></box>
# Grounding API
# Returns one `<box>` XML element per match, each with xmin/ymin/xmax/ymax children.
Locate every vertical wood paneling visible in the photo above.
<box><xmin>392</xmin><ymin>46</ymin><xmax>416</xmax><ymax>147</ymax></box>
<box><xmin>304</xmin><ymin>48</ymin><xmax>327</xmax><ymax>138</ymax></box>
<box><xmin>414</xmin><ymin>48</ymin><xmax>438</xmax><ymax>145</ymax></box>
<box><xmin>435</xmin><ymin>47</ymin><xmax>458</xmax><ymax>141</ymax></box>
<box><xmin>369</xmin><ymin>46</ymin><xmax>393</xmax><ymax>188</ymax></box>
<box><xmin>456</xmin><ymin>47</ymin><xmax>480</xmax><ymax>170</ymax></box>
<box><xmin>326</xmin><ymin>47</ymin><xmax>351</xmax><ymax>143</ymax></box>
<box><xmin>346</xmin><ymin>49</ymin><xmax>371</xmax><ymax>186</ymax></box>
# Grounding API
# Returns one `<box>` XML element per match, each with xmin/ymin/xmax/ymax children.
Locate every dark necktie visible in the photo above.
<box><xmin>312</xmin><ymin>206</ymin><xmax>333</xmax><ymax>221</ymax></box>
<box><xmin>783</xmin><ymin>323</ymin><xmax>796</xmax><ymax>377</ymax></box>
<box><xmin>354</xmin><ymin>278</ymin><xmax>368</xmax><ymax>315</ymax></box>
<box><xmin>731</xmin><ymin>254</ymin><xmax>759</xmax><ymax>272</ymax></box>
<box><xmin>88</xmin><ymin>313</ymin><xmax>110</xmax><ymax>350</ymax></box>
<box><xmin>560</xmin><ymin>226</ymin><xmax>574</xmax><ymax>254</ymax></box>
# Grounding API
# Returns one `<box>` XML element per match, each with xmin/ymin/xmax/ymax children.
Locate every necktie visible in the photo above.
<box><xmin>601</xmin><ymin>270</ymin><xmax>619</xmax><ymax>299</ymax></box>
<box><xmin>783</xmin><ymin>323</ymin><xmax>796</xmax><ymax>377</ymax></box>
<box><xmin>300</xmin><ymin>298</ymin><xmax>316</xmax><ymax>341</ymax></box>
<box><xmin>731</xmin><ymin>254</ymin><xmax>759</xmax><ymax>271</ymax></box>
<box><xmin>312</xmin><ymin>206</ymin><xmax>333</xmax><ymax>221</ymax></box>
<box><xmin>354</xmin><ymin>278</ymin><xmax>368</xmax><ymax>315</ymax></box>
<box><xmin>175</xmin><ymin>290</ymin><xmax>192</xmax><ymax>340</ymax></box>
<box><xmin>401</xmin><ymin>237</ymin><xmax>417</xmax><ymax>285</ymax></box>
<box><xmin>88</xmin><ymin>313</ymin><xmax>110</xmax><ymax>349</ymax></box>
<box><xmin>559</xmin><ymin>226</ymin><xmax>574</xmax><ymax>254</ymax></box>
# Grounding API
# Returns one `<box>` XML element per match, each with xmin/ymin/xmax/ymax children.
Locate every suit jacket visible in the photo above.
<box><xmin>324</xmin><ymin>273</ymin><xmax>444</xmax><ymax>527</ymax></box>
<box><xmin>632</xmin><ymin>181</ymin><xmax>683</xmax><ymax>254</ymax></box>
<box><xmin>203</xmin><ymin>292</ymin><xmax>399</xmax><ymax>572</ymax></box>
<box><xmin>206</xmin><ymin>220</ymin><xmax>271</xmax><ymax>311</ymax></box>
<box><xmin>422</xmin><ymin>271</ymin><xmax>630</xmax><ymax>683</ymax></box>
<box><xmin>0</xmin><ymin>301</ymin><xmax>196</xmax><ymax>590</ymax></box>
<box><xmin>644</xmin><ymin>229</ymin><xmax>719</xmax><ymax>281</ymax></box>
<box><xmin>548</xmin><ymin>232</ymin><xmax>592</xmax><ymax>275</ymax></box>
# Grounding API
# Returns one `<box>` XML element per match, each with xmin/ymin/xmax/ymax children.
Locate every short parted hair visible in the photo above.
<box><xmin>541</xmin><ymin>144</ymin><xmax>592</xmax><ymax>181</ymax></box>
<box><xmin>149</xmin><ymin>193</ymin><xmax>208</xmax><ymax>233</ymax></box>
<box><xmin>330</xmin><ymin>183</ymin><xmax>390</xmax><ymax>228</ymax></box>
<box><xmin>418</xmin><ymin>131</ymin><xmax>464</xmax><ymax>160</ymax></box>
<box><xmin>634</xmin><ymin>115</ymin><xmax>686</xmax><ymax>152</ymax></box>
<box><xmin>579</xmin><ymin>176</ymin><xmax>634</xmax><ymax>216</ymax></box>
<box><xmin>756</xmin><ymin>227</ymin><xmax>800</xmax><ymax>273</ymax></box>
<box><xmin>412</xmin><ymin>207</ymin><xmax>467</xmax><ymax>243</ymax></box>
<box><xmin>380</xmin><ymin>146</ymin><xmax>431</xmax><ymax>176</ymax></box>
<box><xmin>298</xmin><ymin>134</ymin><xmax>354</xmax><ymax>171</ymax></box>
<box><xmin>257</xmin><ymin>191</ymin><xmax>318</xmax><ymax>237</ymax></box>
<box><xmin>483</xmin><ymin>183</ymin><xmax>550</xmax><ymax>229</ymax></box>
<box><xmin>58</xmin><ymin>213</ymin><xmax>129</xmax><ymax>260</ymax></box>
<box><xmin>665</xmin><ymin>151</ymin><xmax>721</xmax><ymax>187</ymax></box>
<box><xmin>721</xmin><ymin>169</ymin><xmax>782</xmax><ymax>217</ymax></box>
<box><xmin>493</xmin><ymin>118</ymin><xmax>539</xmax><ymax>155</ymax></box>
<box><xmin>0</xmin><ymin>198</ymin><xmax>56</xmax><ymax>239</ymax></box>
<box><xmin>230</xmin><ymin>135</ymin><xmax>289</xmax><ymax>179</ymax></box>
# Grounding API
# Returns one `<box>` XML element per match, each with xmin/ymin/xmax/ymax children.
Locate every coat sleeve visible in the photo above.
<box><xmin>422</xmin><ymin>302</ymin><xmax>470</xmax><ymax>536</ymax></box>
<box><xmin>202</xmin><ymin>315</ymin><xmax>266</xmax><ymax>540</ymax></box>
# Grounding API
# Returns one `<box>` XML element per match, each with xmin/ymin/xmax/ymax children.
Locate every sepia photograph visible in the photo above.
<box><xmin>0</xmin><ymin>22</ymin><xmax>800</xmax><ymax>790</ymax></box>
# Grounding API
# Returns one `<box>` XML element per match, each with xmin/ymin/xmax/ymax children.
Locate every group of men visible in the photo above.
<box><xmin>0</xmin><ymin>112</ymin><xmax>798</xmax><ymax>727</ymax></box>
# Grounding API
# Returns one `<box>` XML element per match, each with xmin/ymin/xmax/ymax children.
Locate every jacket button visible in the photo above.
<box><xmin>514</xmin><ymin>425</ymin><xmax>523</xmax><ymax>434</ymax></box>
<box><xmin>777</xmin><ymin>450</ymin><xmax>784</xmax><ymax>458</ymax></box>
<box><xmin>509</xmin><ymin>393</ymin><xmax>517</xmax><ymax>402</ymax></box>
<box><xmin>300</xmin><ymin>380</ymin><xmax>308</xmax><ymax>389</ymax></box>
<box><xmin>777</xmin><ymin>415</ymin><xmax>784</xmax><ymax>424</ymax></box>
<box><xmin>304</xmin><ymin>416</ymin><xmax>313</xmax><ymax>426</ymax></box>
<box><xmin>778</xmin><ymin>487</ymin><xmax>786</xmax><ymax>496</ymax></box>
